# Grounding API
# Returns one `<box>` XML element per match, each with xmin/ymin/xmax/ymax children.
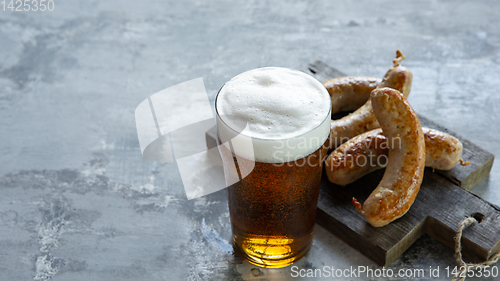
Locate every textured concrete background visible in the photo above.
<box><xmin>0</xmin><ymin>1</ymin><xmax>499</xmax><ymax>280</ymax></box>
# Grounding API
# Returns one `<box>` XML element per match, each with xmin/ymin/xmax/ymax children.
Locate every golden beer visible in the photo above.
<box><xmin>215</xmin><ymin>67</ymin><xmax>331</xmax><ymax>268</ymax></box>
<box><xmin>219</xmin><ymin>143</ymin><xmax>327</xmax><ymax>267</ymax></box>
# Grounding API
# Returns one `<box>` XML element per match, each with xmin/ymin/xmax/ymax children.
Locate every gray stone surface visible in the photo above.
<box><xmin>0</xmin><ymin>1</ymin><xmax>499</xmax><ymax>280</ymax></box>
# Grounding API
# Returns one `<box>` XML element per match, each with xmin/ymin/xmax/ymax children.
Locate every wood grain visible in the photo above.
<box><xmin>316</xmin><ymin>168</ymin><xmax>500</xmax><ymax>265</ymax></box>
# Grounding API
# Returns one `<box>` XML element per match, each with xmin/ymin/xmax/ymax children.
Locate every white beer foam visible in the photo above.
<box><xmin>216</xmin><ymin>67</ymin><xmax>331</xmax><ymax>163</ymax></box>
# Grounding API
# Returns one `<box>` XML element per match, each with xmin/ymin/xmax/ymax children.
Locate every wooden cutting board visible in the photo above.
<box><xmin>206</xmin><ymin>61</ymin><xmax>497</xmax><ymax>266</ymax></box>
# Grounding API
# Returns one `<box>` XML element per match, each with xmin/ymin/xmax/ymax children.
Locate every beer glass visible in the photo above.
<box><xmin>215</xmin><ymin>67</ymin><xmax>331</xmax><ymax>268</ymax></box>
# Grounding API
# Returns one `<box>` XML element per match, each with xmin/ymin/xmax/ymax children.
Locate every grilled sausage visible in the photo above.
<box><xmin>352</xmin><ymin>87</ymin><xmax>425</xmax><ymax>227</ymax></box>
<box><xmin>323</xmin><ymin>76</ymin><xmax>381</xmax><ymax>114</ymax></box>
<box><xmin>423</xmin><ymin>128</ymin><xmax>463</xmax><ymax>170</ymax></box>
<box><xmin>325</xmin><ymin>128</ymin><xmax>463</xmax><ymax>186</ymax></box>
<box><xmin>327</xmin><ymin>50</ymin><xmax>413</xmax><ymax>150</ymax></box>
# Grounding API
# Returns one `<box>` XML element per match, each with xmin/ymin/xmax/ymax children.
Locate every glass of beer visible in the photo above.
<box><xmin>215</xmin><ymin>67</ymin><xmax>331</xmax><ymax>268</ymax></box>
